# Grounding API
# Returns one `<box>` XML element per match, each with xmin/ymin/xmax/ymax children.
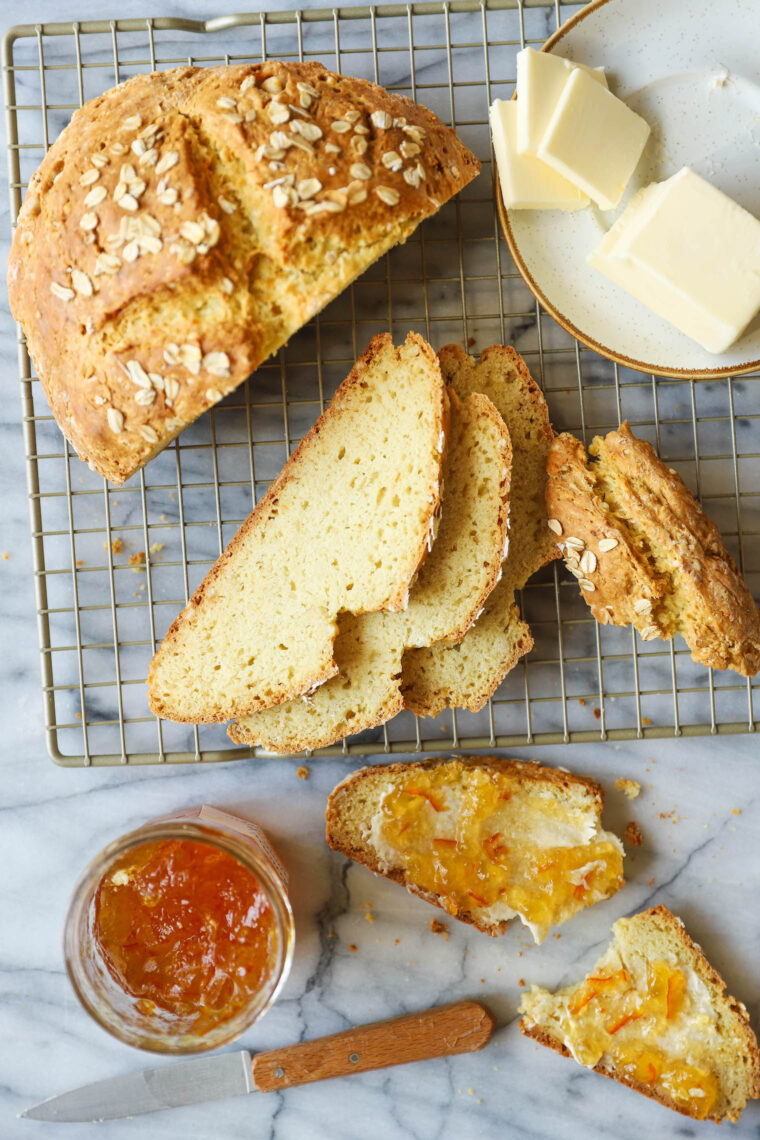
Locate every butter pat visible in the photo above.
<box><xmin>516</xmin><ymin>47</ymin><xmax>607</xmax><ymax>158</ymax></box>
<box><xmin>538</xmin><ymin>68</ymin><xmax>650</xmax><ymax>210</ymax></box>
<box><xmin>490</xmin><ymin>99</ymin><xmax>588</xmax><ymax>211</ymax></box>
<box><xmin>589</xmin><ymin>167</ymin><xmax>760</xmax><ymax>354</ymax></box>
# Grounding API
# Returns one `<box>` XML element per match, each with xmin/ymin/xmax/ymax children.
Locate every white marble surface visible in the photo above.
<box><xmin>1</xmin><ymin>2</ymin><xmax>759</xmax><ymax>1139</ymax></box>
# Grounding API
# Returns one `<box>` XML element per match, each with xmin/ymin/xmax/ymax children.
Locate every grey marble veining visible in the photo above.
<box><xmin>1</xmin><ymin>2</ymin><xmax>759</xmax><ymax>1138</ymax></box>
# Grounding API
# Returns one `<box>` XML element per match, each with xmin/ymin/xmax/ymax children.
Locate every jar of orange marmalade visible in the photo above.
<box><xmin>64</xmin><ymin>805</ymin><xmax>294</xmax><ymax>1054</ymax></box>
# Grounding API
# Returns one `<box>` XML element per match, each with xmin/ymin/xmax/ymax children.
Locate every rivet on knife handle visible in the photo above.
<box><xmin>251</xmin><ymin>999</ymin><xmax>495</xmax><ymax>1092</ymax></box>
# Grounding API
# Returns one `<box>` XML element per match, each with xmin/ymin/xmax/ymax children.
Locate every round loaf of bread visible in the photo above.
<box><xmin>8</xmin><ymin>61</ymin><xmax>479</xmax><ymax>483</ymax></box>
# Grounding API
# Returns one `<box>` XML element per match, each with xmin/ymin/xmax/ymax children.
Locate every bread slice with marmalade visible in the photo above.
<box><xmin>148</xmin><ymin>332</ymin><xmax>448</xmax><ymax>722</ymax></box>
<box><xmin>326</xmin><ymin>757</ymin><xmax>624</xmax><ymax>942</ymax></box>
<box><xmin>520</xmin><ymin>905</ymin><xmax>760</xmax><ymax>1123</ymax></box>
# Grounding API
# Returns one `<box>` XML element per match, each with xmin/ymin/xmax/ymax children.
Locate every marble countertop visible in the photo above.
<box><xmin>1</xmin><ymin>2</ymin><xmax>759</xmax><ymax>1139</ymax></box>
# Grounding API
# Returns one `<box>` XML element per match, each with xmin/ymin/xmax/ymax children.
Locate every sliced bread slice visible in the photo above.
<box><xmin>148</xmin><ymin>332</ymin><xmax>448</xmax><ymax>723</ymax></box>
<box><xmin>228</xmin><ymin>387</ymin><xmax>511</xmax><ymax>751</ymax></box>
<box><xmin>326</xmin><ymin>757</ymin><xmax>624</xmax><ymax>942</ymax></box>
<box><xmin>519</xmin><ymin>905</ymin><xmax>760</xmax><ymax>1123</ymax></box>
<box><xmin>402</xmin><ymin>345</ymin><xmax>558</xmax><ymax>717</ymax></box>
<box><xmin>546</xmin><ymin>423</ymin><xmax>760</xmax><ymax>675</ymax></box>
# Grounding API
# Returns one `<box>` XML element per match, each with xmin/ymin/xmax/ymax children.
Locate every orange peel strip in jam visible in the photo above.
<box><xmin>403</xmin><ymin>786</ymin><xmax>444</xmax><ymax>812</ymax></box>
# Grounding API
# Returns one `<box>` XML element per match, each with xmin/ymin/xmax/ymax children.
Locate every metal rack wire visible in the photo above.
<box><xmin>4</xmin><ymin>1</ymin><xmax>759</xmax><ymax>766</ymax></box>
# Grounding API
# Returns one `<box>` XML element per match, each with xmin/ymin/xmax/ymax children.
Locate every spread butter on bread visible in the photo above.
<box><xmin>228</xmin><ymin>387</ymin><xmax>511</xmax><ymax>751</ymax></box>
<box><xmin>546</xmin><ymin>423</ymin><xmax>760</xmax><ymax>676</ymax></box>
<box><xmin>148</xmin><ymin>332</ymin><xmax>447</xmax><ymax>723</ymax></box>
<box><xmin>520</xmin><ymin>905</ymin><xmax>760</xmax><ymax>1123</ymax></box>
<box><xmin>326</xmin><ymin>757</ymin><xmax>624</xmax><ymax>942</ymax></box>
<box><xmin>402</xmin><ymin>345</ymin><xmax>558</xmax><ymax>716</ymax></box>
<box><xmin>8</xmin><ymin>62</ymin><xmax>479</xmax><ymax>483</ymax></box>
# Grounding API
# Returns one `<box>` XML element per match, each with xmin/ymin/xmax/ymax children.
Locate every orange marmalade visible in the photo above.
<box><xmin>94</xmin><ymin>839</ymin><xmax>278</xmax><ymax>1038</ymax></box>
<box><xmin>65</xmin><ymin>807</ymin><xmax>293</xmax><ymax>1052</ymax></box>
<box><xmin>548</xmin><ymin>961</ymin><xmax>720</xmax><ymax>1119</ymax></box>
<box><xmin>373</xmin><ymin>766</ymin><xmax>623</xmax><ymax>940</ymax></box>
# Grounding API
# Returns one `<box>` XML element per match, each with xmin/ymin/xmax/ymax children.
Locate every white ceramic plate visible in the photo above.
<box><xmin>500</xmin><ymin>0</ymin><xmax>760</xmax><ymax>378</ymax></box>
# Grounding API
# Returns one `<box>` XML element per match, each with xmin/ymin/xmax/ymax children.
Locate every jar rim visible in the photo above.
<box><xmin>64</xmin><ymin>816</ymin><xmax>294</xmax><ymax>1054</ymax></box>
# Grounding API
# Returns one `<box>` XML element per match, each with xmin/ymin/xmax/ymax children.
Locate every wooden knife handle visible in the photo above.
<box><xmin>251</xmin><ymin>999</ymin><xmax>495</xmax><ymax>1092</ymax></box>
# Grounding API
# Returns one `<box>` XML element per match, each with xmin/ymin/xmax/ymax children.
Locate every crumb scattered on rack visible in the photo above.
<box><xmin>659</xmin><ymin>809</ymin><xmax>679</xmax><ymax>823</ymax></box>
<box><xmin>624</xmin><ymin>821</ymin><xmax>643</xmax><ymax>847</ymax></box>
<box><xmin>129</xmin><ymin>551</ymin><xmax>146</xmax><ymax>571</ymax></box>
<box><xmin>578</xmin><ymin>697</ymin><xmax>586</xmax><ymax>707</ymax></box>
<box><xmin>296</xmin><ymin>765</ymin><xmax>310</xmax><ymax>780</ymax></box>
<box><xmin>105</xmin><ymin>538</ymin><xmax>123</xmax><ymax>554</ymax></box>
<box><xmin>2</xmin><ymin>552</ymin><xmax>9</xmax><ymax>561</ymax></box>
<box><xmin>429</xmin><ymin>919</ymin><xmax>448</xmax><ymax>940</ymax></box>
<box><xmin>149</xmin><ymin>542</ymin><xmax>165</xmax><ymax>556</ymax></box>
<box><xmin>348</xmin><ymin>944</ymin><xmax>357</xmax><ymax>953</ymax></box>
<box><xmin>593</xmin><ymin>707</ymin><xmax>601</xmax><ymax>720</ymax></box>
<box><xmin>732</xmin><ymin>808</ymin><xmax>741</xmax><ymax>816</ymax></box>
<box><xmin>642</xmin><ymin>716</ymin><xmax>653</xmax><ymax>726</ymax></box>
<box><xmin>615</xmin><ymin>777</ymin><xmax>641</xmax><ymax>799</ymax></box>
<box><xmin>519</xmin><ymin>977</ymin><xmax>525</xmax><ymax>987</ymax></box>
<box><xmin>648</xmin><ymin>876</ymin><xmax>655</xmax><ymax>887</ymax></box>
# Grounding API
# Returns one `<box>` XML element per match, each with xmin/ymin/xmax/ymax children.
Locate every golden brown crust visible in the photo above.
<box><xmin>148</xmin><ymin>332</ymin><xmax>447</xmax><ymax>722</ymax></box>
<box><xmin>520</xmin><ymin>905</ymin><xmax>760</xmax><ymax>1124</ymax></box>
<box><xmin>546</xmin><ymin>422</ymin><xmax>760</xmax><ymax>676</ymax></box>
<box><xmin>325</xmin><ymin>756</ymin><xmax>604</xmax><ymax>937</ymax></box>
<box><xmin>8</xmin><ymin>62</ymin><xmax>479</xmax><ymax>484</ymax></box>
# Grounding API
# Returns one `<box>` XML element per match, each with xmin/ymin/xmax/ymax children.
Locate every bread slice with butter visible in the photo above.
<box><xmin>520</xmin><ymin>905</ymin><xmax>760</xmax><ymax>1123</ymax></box>
<box><xmin>148</xmin><ymin>332</ymin><xmax>448</xmax><ymax>723</ymax></box>
<box><xmin>227</xmin><ymin>387</ymin><xmax>510</xmax><ymax>751</ymax></box>
<box><xmin>326</xmin><ymin>757</ymin><xmax>624</xmax><ymax>942</ymax></box>
<box><xmin>402</xmin><ymin>345</ymin><xmax>558</xmax><ymax>717</ymax></box>
<box><xmin>546</xmin><ymin>423</ymin><xmax>760</xmax><ymax>676</ymax></box>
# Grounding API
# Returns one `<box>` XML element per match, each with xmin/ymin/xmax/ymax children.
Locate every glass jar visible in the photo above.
<box><xmin>64</xmin><ymin>805</ymin><xmax>294</xmax><ymax>1054</ymax></box>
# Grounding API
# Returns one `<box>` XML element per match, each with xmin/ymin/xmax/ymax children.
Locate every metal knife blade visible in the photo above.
<box><xmin>20</xmin><ymin>1050</ymin><xmax>255</xmax><ymax>1122</ymax></box>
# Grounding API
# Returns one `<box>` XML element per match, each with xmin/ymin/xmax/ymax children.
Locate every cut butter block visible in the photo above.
<box><xmin>490</xmin><ymin>99</ymin><xmax>588</xmax><ymax>211</ymax></box>
<box><xmin>589</xmin><ymin>167</ymin><xmax>760</xmax><ymax>354</ymax></box>
<box><xmin>516</xmin><ymin>47</ymin><xmax>607</xmax><ymax>158</ymax></box>
<box><xmin>538</xmin><ymin>67</ymin><xmax>650</xmax><ymax>211</ymax></box>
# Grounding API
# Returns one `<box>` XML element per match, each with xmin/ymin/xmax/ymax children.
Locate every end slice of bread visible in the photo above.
<box><xmin>228</xmin><ymin>387</ymin><xmax>511</xmax><ymax>751</ymax></box>
<box><xmin>148</xmin><ymin>332</ymin><xmax>448</xmax><ymax>723</ymax></box>
<box><xmin>519</xmin><ymin>905</ymin><xmax>760</xmax><ymax>1123</ymax></box>
<box><xmin>402</xmin><ymin>345</ymin><xmax>558</xmax><ymax>717</ymax></box>
<box><xmin>326</xmin><ymin>757</ymin><xmax>624</xmax><ymax>942</ymax></box>
<box><xmin>546</xmin><ymin>423</ymin><xmax>760</xmax><ymax>676</ymax></box>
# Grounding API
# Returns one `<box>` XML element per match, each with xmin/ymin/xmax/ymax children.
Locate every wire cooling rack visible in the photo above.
<box><xmin>4</xmin><ymin>2</ymin><xmax>759</xmax><ymax>766</ymax></box>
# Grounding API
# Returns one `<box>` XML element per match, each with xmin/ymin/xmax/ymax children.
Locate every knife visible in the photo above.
<box><xmin>21</xmin><ymin>999</ymin><xmax>495</xmax><ymax>1122</ymax></box>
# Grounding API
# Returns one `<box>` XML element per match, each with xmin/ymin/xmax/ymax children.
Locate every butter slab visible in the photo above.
<box><xmin>538</xmin><ymin>68</ymin><xmax>650</xmax><ymax>211</ymax></box>
<box><xmin>516</xmin><ymin>47</ymin><xmax>607</xmax><ymax>158</ymax></box>
<box><xmin>588</xmin><ymin>167</ymin><xmax>760</xmax><ymax>354</ymax></box>
<box><xmin>490</xmin><ymin>99</ymin><xmax>588</xmax><ymax>211</ymax></box>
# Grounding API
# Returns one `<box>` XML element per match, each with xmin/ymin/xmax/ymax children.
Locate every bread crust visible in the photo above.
<box><xmin>520</xmin><ymin>905</ymin><xmax>760</xmax><ymax>1124</ymax></box>
<box><xmin>325</xmin><ymin>756</ymin><xmax>605</xmax><ymax>937</ymax></box>
<box><xmin>546</xmin><ymin>423</ymin><xmax>760</xmax><ymax>676</ymax></box>
<box><xmin>8</xmin><ymin>61</ymin><xmax>479</xmax><ymax>484</ymax></box>
<box><xmin>402</xmin><ymin>344</ymin><xmax>557</xmax><ymax>716</ymax></box>
<box><xmin>148</xmin><ymin>332</ymin><xmax>447</xmax><ymax>722</ymax></box>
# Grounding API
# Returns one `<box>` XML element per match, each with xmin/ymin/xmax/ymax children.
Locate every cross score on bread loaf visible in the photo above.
<box><xmin>8</xmin><ymin>62</ymin><xmax>479</xmax><ymax>483</ymax></box>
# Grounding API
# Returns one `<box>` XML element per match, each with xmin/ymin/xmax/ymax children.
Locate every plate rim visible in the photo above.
<box><xmin>498</xmin><ymin>0</ymin><xmax>760</xmax><ymax>381</ymax></box>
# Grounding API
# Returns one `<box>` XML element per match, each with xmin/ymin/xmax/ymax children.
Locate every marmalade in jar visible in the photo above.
<box><xmin>93</xmin><ymin>837</ymin><xmax>280</xmax><ymax>1040</ymax></box>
